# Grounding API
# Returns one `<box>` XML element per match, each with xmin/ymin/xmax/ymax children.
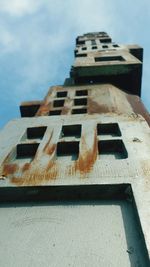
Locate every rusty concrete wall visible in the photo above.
<box><xmin>0</xmin><ymin>32</ymin><xmax>150</xmax><ymax>266</ymax></box>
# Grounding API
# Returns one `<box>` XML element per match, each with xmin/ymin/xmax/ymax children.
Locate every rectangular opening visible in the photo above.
<box><xmin>95</xmin><ymin>56</ymin><xmax>125</xmax><ymax>62</ymax></box>
<box><xmin>49</xmin><ymin>110</ymin><xmax>62</xmax><ymax>116</ymax></box>
<box><xmin>56</xmin><ymin>91</ymin><xmax>67</xmax><ymax>98</ymax></box>
<box><xmin>20</xmin><ymin>104</ymin><xmax>40</xmax><ymax>117</ymax></box>
<box><xmin>82</xmin><ymin>47</ymin><xmax>87</xmax><ymax>50</ymax></box>
<box><xmin>61</xmin><ymin>125</ymin><xmax>81</xmax><ymax>138</ymax></box>
<box><xmin>76</xmin><ymin>53</ymin><xmax>87</xmax><ymax>57</ymax></box>
<box><xmin>27</xmin><ymin>126</ymin><xmax>47</xmax><ymax>139</ymax></box>
<box><xmin>113</xmin><ymin>44</ymin><xmax>119</xmax><ymax>47</ymax></box>
<box><xmin>53</xmin><ymin>100</ymin><xmax>65</xmax><ymax>108</ymax></box>
<box><xmin>16</xmin><ymin>143</ymin><xmax>39</xmax><ymax>159</ymax></box>
<box><xmin>77</xmin><ymin>40</ymin><xmax>85</xmax><ymax>45</ymax></box>
<box><xmin>72</xmin><ymin>108</ymin><xmax>87</xmax><ymax>114</ymax></box>
<box><xmin>92</xmin><ymin>46</ymin><xmax>97</xmax><ymax>50</ymax></box>
<box><xmin>98</xmin><ymin>140</ymin><xmax>128</xmax><ymax>159</ymax></box>
<box><xmin>76</xmin><ymin>90</ymin><xmax>88</xmax><ymax>96</ymax></box>
<box><xmin>91</xmin><ymin>40</ymin><xmax>96</xmax><ymax>45</ymax></box>
<box><xmin>100</xmin><ymin>38</ymin><xmax>111</xmax><ymax>43</ymax></box>
<box><xmin>97</xmin><ymin>123</ymin><xmax>121</xmax><ymax>137</ymax></box>
<box><xmin>102</xmin><ymin>45</ymin><xmax>108</xmax><ymax>48</ymax></box>
<box><xmin>74</xmin><ymin>98</ymin><xmax>87</xmax><ymax>106</ymax></box>
<box><xmin>57</xmin><ymin>141</ymin><xmax>79</xmax><ymax>160</ymax></box>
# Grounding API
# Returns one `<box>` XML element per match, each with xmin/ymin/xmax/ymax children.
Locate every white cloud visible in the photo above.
<box><xmin>0</xmin><ymin>0</ymin><xmax>42</xmax><ymax>17</ymax></box>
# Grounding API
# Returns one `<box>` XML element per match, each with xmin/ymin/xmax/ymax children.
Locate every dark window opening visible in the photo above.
<box><xmin>74</xmin><ymin>98</ymin><xmax>87</xmax><ymax>106</ymax></box>
<box><xmin>95</xmin><ymin>56</ymin><xmax>125</xmax><ymax>62</ymax></box>
<box><xmin>16</xmin><ymin>143</ymin><xmax>39</xmax><ymax>159</ymax></box>
<box><xmin>74</xmin><ymin>49</ymin><xmax>78</xmax><ymax>55</ymax></box>
<box><xmin>100</xmin><ymin>38</ymin><xmax>111</xmax><ymax>43</ymax></box>
<box><xmin>97</xmin><ymin>123</ymin><xmax>121</xmax><ymax>137</ymax></box>
<box><xmin>57</xmin><ymin>91</ymin><xmax>67</xmax><ymax>98</ymax></box>
<box><xmin>77</xmin><ymin>40</ymin><xmax>85</xmax><ymax>45</ymax></box>
<box><xmin>53</xmin><ymin>99</ymin><xmax>65</xmax><ymax>108</ymax></box>
<box><xmin>82</xmin><ymin>47</ymin><xmax>87</xmax><ymax>50</ymax></box>
<box><xmin>27</xmin><ymin>126</ymin><xmax>47</xmax><ymax>139</ymax></box>
<box><xmin>92</xmin><ymin>46</ymin><xmax>97</xmax><ymax>50</ymax></box>
<box><xmin>57</xmin><ymin>141</ymin><xmax>79</xmax><ymax>160</ymax></box>
<box><xmin>113</xmin><ymin>44</ymin><xmax>119</xmax><ymax>48</ymax></box>
<box><xmin>72</xmin><ymin>108</ymin><xmax>87</xmax><ymax>114</ymax></box>
<box><xmin>49</xmin><ymin>110</ymin><xmax>62</xmax><ymax>116</ymax></box>
<box><xmin>98</xmin><ymin>140</ymin><xmax>128</xmax><ymax>159</ymax></box>
<box><xmin>76</xmin><ymin>53</ymin><xmax>87</xmax><ymax>57</ymax></box>
<box><xmin>76</xmin><ymin>90</ymin><xmax>88</xmax><ymax>96</ymax></box>
<box><xmin>20</xmin><ymin>104</ymin><xmax>40</xmax><ymax>117</ymax></box>
<box><xmin>61</xmin><ymin>125</ymin><xmax>81</xmax><ymax>138</ymax></box>
<box><xmin>102</xmin><ymin>45</ymin><xmax>108</xmax><ymax>49</ymax></box>
<box><xmin>91</xmin><ymin>40</ymin><xmax>96</xmax><ymax>45</ymax></box>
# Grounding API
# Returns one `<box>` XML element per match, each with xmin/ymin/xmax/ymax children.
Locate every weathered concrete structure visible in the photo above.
<box><xmin>0</xmin><ymin>32</ymin><xmax>150</xmax><ymax>266</ymax></box>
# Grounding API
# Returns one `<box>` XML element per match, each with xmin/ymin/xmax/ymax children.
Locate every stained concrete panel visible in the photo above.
<box><xmin>0</xmin><ymin>200</ymin><xmax>148</xmax><ymax>267</ymax></box>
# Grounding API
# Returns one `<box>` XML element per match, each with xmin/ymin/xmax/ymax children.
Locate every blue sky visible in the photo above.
<box><xmin>0</xmin><ymin>0</ymin><xmax>150</xmax><ymax>128</ymax></box>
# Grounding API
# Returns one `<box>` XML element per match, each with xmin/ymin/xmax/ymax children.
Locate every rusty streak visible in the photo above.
<box><xmin>3</xmin><ymin>163</ymin><xmax>19</xmax><ymax>176</ymax></box>
<box><xmin>69</xmin><ymin>129</ymin><xmax>98</xmax><ymax>176</ymax></box>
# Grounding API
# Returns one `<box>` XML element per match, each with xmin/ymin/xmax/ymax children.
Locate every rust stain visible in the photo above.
<box><xmin>20</xmin><ymin>100</ymin><xmax>43</xmax><ymax>107</ymax></box>
<box><xmin>11</xmin><ymin>161</ymin><xmax>58</xmax><ymax>186</ymax></box>
<box><xmin>69</xmin><ymin>129</ymin><xmax>98</xmax><ymax>176</ymax></box>
<box><xmin>37</xmin><ymin>103</ymin><xmax>51</xmax><ymax>116</ymax></box>
<box><xmin>11</xmin><ymin>155</ymin><xmax>58</xmax><ymax>186</ymax></box>
<box><xmin>88</xmin><ymin>99</ymin><xmax>112</xmax><ymax>114</ymax></box>
<box><xmin>61</xmin><ymin>106</ymin><xmax>70</xmax><ymax>115</ymax></box>
<box><xmin>22</xmin><ymin>163</ymin><xmax>31</xmax><ymax>172</ymax></box>
<box><xmin>55</xmin><ymin>86</ymin><xmax>64</xmax><ymax>92</ymax></box>
<box><xmin>46</xmin><ymin>144</ymin><xmax>56</xmax><ymax>155</ymax></box>
<box><xmin>127</xmin><ymin>94</ymin><xmax>150</xmax><ymax>126</ymax></box>
<box><xmin>43</xmin><ymin>130</ymin><xmax>56</xmax><ymax>155</ymax></box>
<box><xmin>3</xmin><ymin>163</ymin><xmax>18</xmax><ymax>176</ymax></box>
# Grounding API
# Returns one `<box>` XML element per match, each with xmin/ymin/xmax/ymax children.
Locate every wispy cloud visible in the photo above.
<box><xmin>0</xmin><ymin>0</ymin><xmax>42</xmax><ymax>17</ymax></box>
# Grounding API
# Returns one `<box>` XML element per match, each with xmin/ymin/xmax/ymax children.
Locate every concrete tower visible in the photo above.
<box><xmin>0</xmin><ymin>32</ymin><xmax>150</xmax><ymax>266</ymax></box>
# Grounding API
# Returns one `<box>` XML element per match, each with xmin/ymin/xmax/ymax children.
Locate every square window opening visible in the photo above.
<box><xmin>53</xmin><ymin>99</ymin><xmax>65</xmax><ymax>108</ymax></box>
<box><xmin>16</xmin><ymin>143</ymin><xmax>39</xmax><ymax>159</ymax></box>
<box><xmin>57</xmin><ymin>141</ymin><xmax>79</xmax><ymax>160</ymax></box>
<box><xmin>61</xmin><ymin>125</ymin><xmax>81</xmax><ymax>138</ymax></box>
<box><xmin>49</xmin><ymin>110</ymin><xmax>62</xmax><ymax>116</ymax></box>
<box><xmin>74</xmin><ymin>98</ymin><xmax>87</xmax><ymax>106</ymax></box>
<box><xmin>27</xmin><ymin>126</ymin><xmax>47</xmax><ymax>139</ymax></box>
<box><xmin>76</xmin><ymin>90</ymin><xmax>88</xmax><ymax>96</ymax></box>
<box><xmin>97</xmin><ymin>123</ymin><xmax>121</xmax><ymax>137</ymax></box>
<box><xmin>98</xmin><ymin>140</ymin><xmax>128</xmax><ymax>159</ymax></box>
<box><xmin>57</xmin><ymin>91</ymin><xmax>67</xmax><ymax>98</ymax></box>
<box><xmin>72</xmin><ymin>108</ymin><xmax>87</xmax><ymax>114</ymax></box>
<box><xmin>102</xmin><ymin>45</ymin><xmax>108</xmax><ymax>49</ymax></box>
